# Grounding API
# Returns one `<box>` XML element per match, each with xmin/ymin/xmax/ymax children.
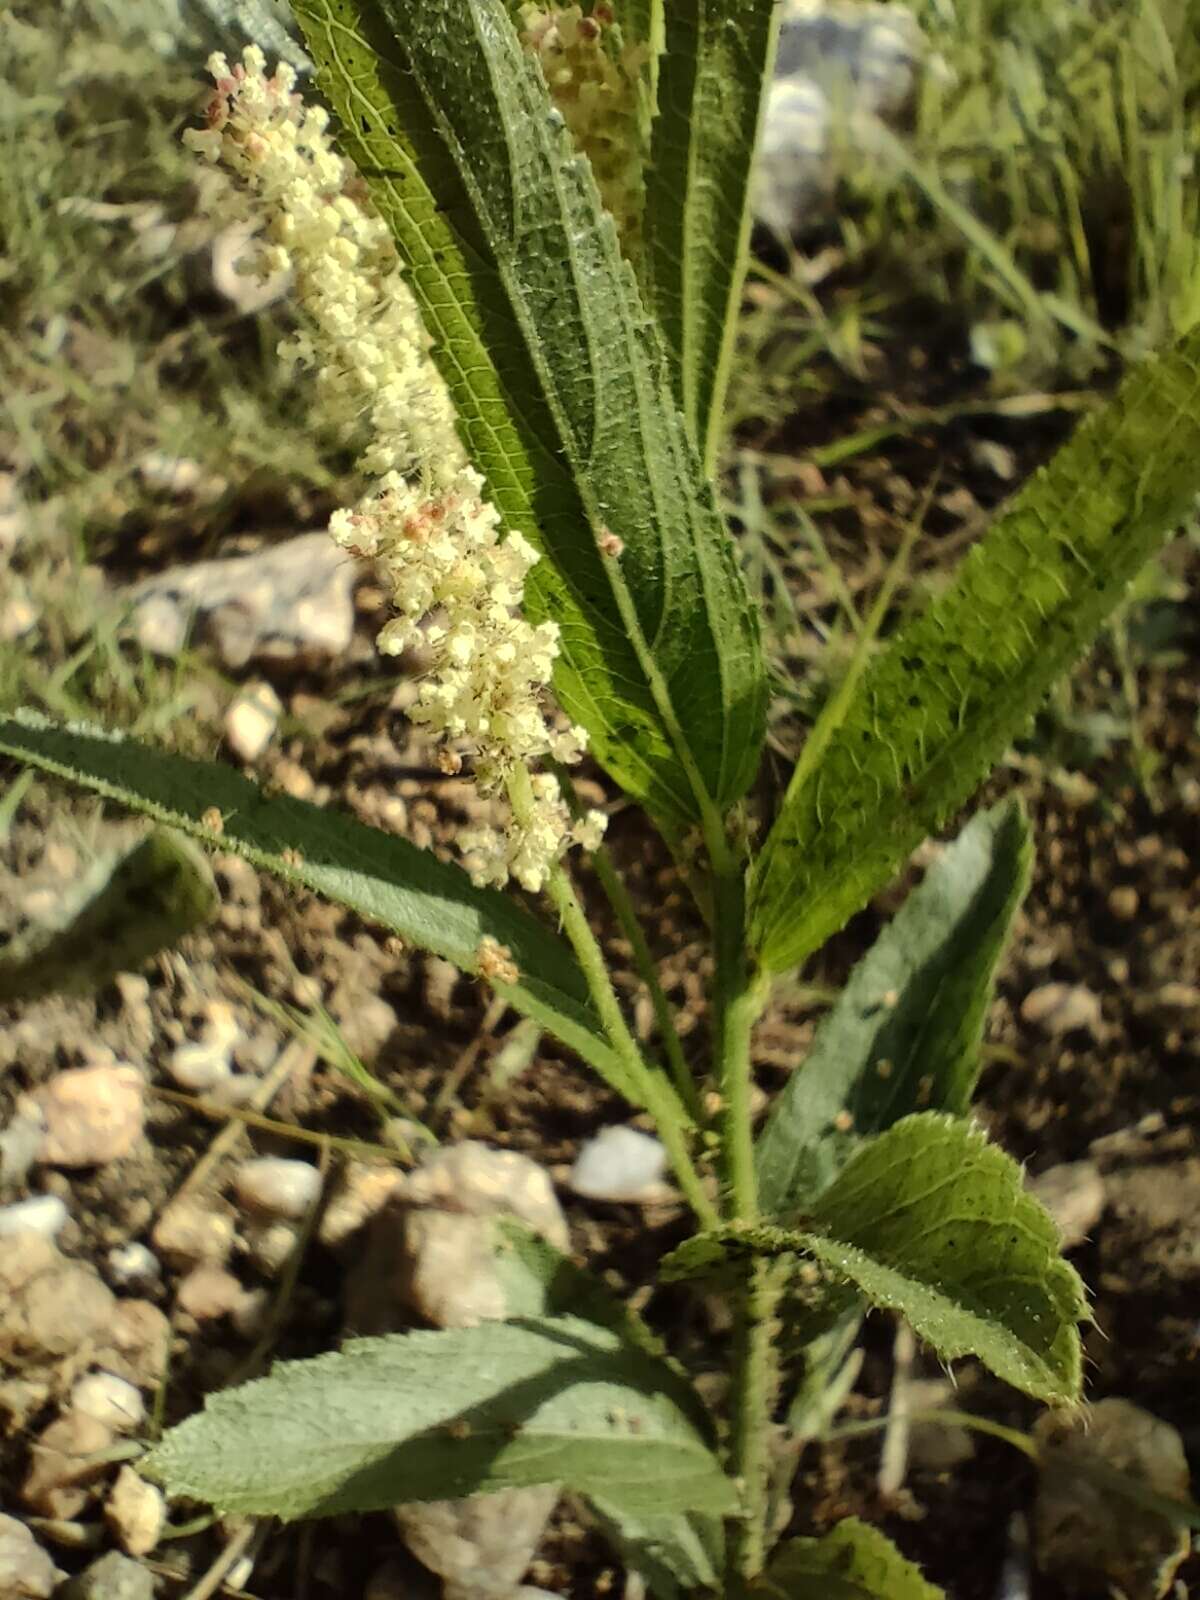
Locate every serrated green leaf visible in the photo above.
<box><xmin>756</xmin><ymin>800</ymin><xmax>1032</xmax><ymax>1216</ymax></box>
<box><xmin>0</xmin><ymin>714</ymin><xmax>662</xmax><ymax>1112</ymax></box>
<box><xmin>144</xmin><ymin>1315</ymin><xmax>736</xmax><ymax>1520</ymax></box>
<box><xmin>293</xmin><ymin>0</ymin><xmax>766</xmax><ymax>824</ymax></box>
<box><xmin>664</xmin><ymin>1115</ymin><xmax>1088</xmax><ymax>1403</ymax></box>
<box><xmin>750</xmin><ymin>325</ymin><xmax>1200</xmax><ymax>970</ymax></box>
<box><xmin>753</xmin><ymin>1518</ymin><xmax>945</xmax><ymax>1599</ymax></box>
<box><xmin>489</xmin><ymin>1220</ymin><xmax>725</xmax><ymax>1595</ymax></box>
<box><xmin>645</xmin><ymin>0</ymin><xmax>780</xmax><ymax>468</ymax></box>
<box><xmin>0</xmin><ymin>828</ymin><xmax>215</xmax><ymax>1001</ymax></box>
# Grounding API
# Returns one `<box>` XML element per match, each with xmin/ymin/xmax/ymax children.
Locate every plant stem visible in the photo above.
<box><xmin>546</xmin><ymin>861</ymin><xmax>718</xmax><ymax>1230</ymax></box>
<box><xmin>711</xmin><ymin>859</ymin><xmax>775</xmax><ymax>1587</ymax></box>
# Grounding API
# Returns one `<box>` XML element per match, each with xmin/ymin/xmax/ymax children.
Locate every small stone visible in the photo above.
<box><xmin>1027</xmin><ymin>1161</ymin><xmax>1105</xmax><ymax>1250</ymax></box>
<box><xmin>22</xmin><ymin>1411</ymin><xmax>115</xmax><ymax>1517</ymax></box>
<box><xmin>100</xmin><ymin>1300</ymin><xmax>171</xmax><ymax>1389</ymax></box>
<box><xmin>225</xmin><ymin>681</ymin><xmax>282</xmax><ymax>762</ymax></box>
<box><xmin>396</xmin><ymin>1485</ymin><xmax>559</xmax><ymax>1600</ymax></box>
<box><xmin>71</xmin><ymin>1371</ymin><xmax>145</xmax><ymax>1434</ymax></box>
<box><xmin>106</xmin><ymin>1242</ymin><xmax>161</xmax><ymax>1291</ymax></box>
<box><xmin>569</xmin><ymin>1126</ymin><xmax>671</xmax><ymax>1203</ymax></box>
<box><xmin>153</xmin><ymin>1197</ymin><xmax>235</xmax><ymax>1265</ymax></box>
<box><xmin>233</xmin><ymin>1156</ymin><xmax>322</xmax><ymax>1220</ymax></box>
<box><xmin>0</xmin><ymin>1512</ymin><xmax>60</xmax><ymax>1599</ymax></box>
<box><xmin>242</xmin><ymin>1219</ymin><xmax>298</xmax><ymax>1275</ymax></box>
<box><xmin>0</xmin><ymin>1196</ymin><xmax>68</xmax><ymax>1239</ymax></box>
<box><xmin>1107</xmin><ymin>885</ymin><xmax>1139</xmax><ymax>920</ymax></box>
<box><xmin>61</xmin><ymin>1550</ymin><xmax>155</xmax><ymax>1600</ymax></box>
<box><xmin>0</xmin><ymin>1104</ymin><xmax>47</xmax><ymax>1191</ymax></box>
<box><xmin>1034</xmin><ymin>1399</ymin><xmax>1190</xmax><ymax>1597</ymax></box>
<box><xmin>33</xmin><ymin>1065</ymin><xmax>144</xmax><ymax>1168</ymax></box>
<box><xmin>4</xmin><ymin>1259</ymin><xmax>116</xmax><ymax>1361</ymax></box>
<box><xmin>400</xmin><ymin>1143</ymin><xmax>569</xmax><ymax>1250</ymax></box>
<box><xmin>318</xmin><ymin>1162</ymin><xmax>404</xmax><ymax>1249</ymax></box>
<box><xmin>1020</xmin><ymin>983</ymin><xmax>1103</xmax><ymax>1037</ymax></box>
<box><xmin>1158</xmin><ymin>981</ymin><xmax>1200</xmax><ymax>1009</ymax></box>
<box><xmin>106</xmin><ymin>1465</ymin><xmax>165</xmax><ymax>1557</ymax></box>
<box><xmin>176</xmin><ymin>1264</ymin><xmax>243</xmax><ymax>1321</ymax></box>
<box><xmin>166</xmin><ymin>1037</ymin><xmax>233</xmax><ymax>1093</ymax></box>
<box><xmin>0</xmin><ymin>1231</ymin><xmax>60</xmax><ymax>1295</ymax></box>
<box><xmin>230</xmin><ymin>1286</ymin><xmax>271</xmax><ymax>1339</ymax></box>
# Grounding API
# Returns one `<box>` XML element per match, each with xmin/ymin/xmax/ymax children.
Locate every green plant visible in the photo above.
<box><xmin>3</xmin><ymin>1</ymin><xmax>1200</xmax><ymax>1592</ymax></box>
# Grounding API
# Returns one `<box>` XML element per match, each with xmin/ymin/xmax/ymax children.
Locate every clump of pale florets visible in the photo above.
<box><xmin>188</xmin><ymin>48</ymin><xmax>604</xmax><ymax>893</ymax></box>
<box><xmin>520</xmin><ymin>5</ymin><xmax>647</xmax><ymax>258</ymax></box>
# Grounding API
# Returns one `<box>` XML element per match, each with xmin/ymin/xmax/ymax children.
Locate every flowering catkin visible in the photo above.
<box><xmin>188</xmin><ymin>47</ymin><xmax>604</xmax><ymax>892</ymax></box>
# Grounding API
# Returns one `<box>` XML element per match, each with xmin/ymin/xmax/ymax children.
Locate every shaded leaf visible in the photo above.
<box><xmin>664</xmin><ymin>1115</ymin><xmax>1088</xmax><ymax>1402</ymax></box>
<box><xmin>753</xmin><ymin>1518</ymin><xmax>944</xmax><ymax>1599</ymax></box>
<box><xmin>0</xmin><ymin>828</ymin><xmax>215</xmax><ymax>1001</ymax></box>
<box><xmin>0</xmin><ymin>714</ymin><xmax>660</xmax><ymax>1112</ymax></box>
<box><xmin>144</xmin><ymin>1315</ymin><xmax>736</xmax><ymax>1520</ymax></box>
<box><xmin>756</xmin><ymin>799</ymin><xmax>1032</xmax><ymax>1216</ymax></box>
<box><xmin>751</xmin><ymin>325</ymin><xmax>1200</xmax><ymax>970</ymax></box>
<box><xmin>489</xmin><ymin>1220</ymin><xmax>724</xmax><ymax>1596</ymax></box>
<box><xmin>293</xmin><ymin>0</ymin><xmax>766</xmax><ymax>823</ymax></box>
<box><xmin>646</xmin><ymin>0</ymin><xmax>780</xmax><ymax>466</ymax></box>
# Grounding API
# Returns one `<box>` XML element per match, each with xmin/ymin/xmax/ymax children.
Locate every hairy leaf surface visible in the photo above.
<box><xmin>0</xmin><ymin>828</ymin><xmax>215</xmax><ymax>1001</ymax></box>
<box><xmin>646</xmin><ymin>0</ymin><xmax>780</xmax><ymax>466</ymax></box>
<box><xmin>144</xmin><ymin>1316</ymin><xmax>735</xmax><ymax>1519</ymax></box>
<box><xmin>0</xmin><ymin>714</ymin><xmax>655</xmax><ymax>1108</ymax></box>
<box><xmin>756</xmin><ymin>800</ymin><xmax>1032</xmax><ymax>1215</ymax></box>
<box><xmin>293</xmin><ymin>0</ymin><xmax>766</xmax><ymax>822</ymax></box>
<box><xmin>753</xmin><ymin>1518</ymin><xmax>944</xmax><ymax>1599</ymax></box>
<box><xmin>665</xmin><ymin>1115</ymin><xmax>1087</xmax><ymax>1402</ymax></box>
<box><xmin>751</xmin><ymin>327</ymin><xmax>1200</xmax><ymax>969</ymax></box>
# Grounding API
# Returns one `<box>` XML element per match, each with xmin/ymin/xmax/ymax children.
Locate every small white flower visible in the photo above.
<box><xmin>192</xmin><ymin>49</ymin><xmax>606</xmax><ymax>889</ymax></box>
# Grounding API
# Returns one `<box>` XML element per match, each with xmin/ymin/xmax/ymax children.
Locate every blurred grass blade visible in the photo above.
<box><xmin>0</xmin><ymin>827</ymin><xmax>215</xmax><ymax>1001</ymax></box>
<box><xmin>645</xmin><ymin>0</ymin><xmax>781</xmax><ymax>468</ymax></box>
<box><xmin>0</xmin><ymin>713</ymin><xmax>665</xmax><ymax>1113</ymax></box>
<box><xmin>751</xmin><ymin>324</ymin><xmax>1200</xmax><ymax>972</ymax></box>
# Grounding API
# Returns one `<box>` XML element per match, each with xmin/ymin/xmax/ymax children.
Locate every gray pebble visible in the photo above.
<box><xmin>61</xmin><ymin>1551</ymin><xmax>155</xmax><ymax>1600</ymax></box>
<box><xmin>106</xmin><ymin>1242</ymin><xmax>161</xmax><ymax>1291</ymax></box>
<box><xmin>71</xmin><ymin>1371</ymin><xmax>146</xmax><ymax>1433</ymax></box>
<box><xmin>233</xmin><ymin>1157</ymin><xmax>322</xmax><ymax>1220</ymax></box>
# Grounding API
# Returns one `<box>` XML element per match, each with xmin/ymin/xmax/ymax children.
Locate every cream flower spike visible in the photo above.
<box><xmin>189</xmin><ymin>47</ymin><xmax>604</xmax><ymax>893</ymax></box>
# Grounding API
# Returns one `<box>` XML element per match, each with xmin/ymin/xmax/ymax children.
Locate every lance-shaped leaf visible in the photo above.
<box><xmin>753</xmin><ymin>1518</ymin><xmax>944</xmax><ymax>1599</ymax></box>
<box><xmin>756</xmin><ymin>799</ymin><xmax>1032</xmax><ymax>1217</ymax></box>
<box><xmin>292</xmin><ymin>0</ymin><xmax>766</xmax><ymax>824</ymax></box>
<box><xmin>488</xmin><ymin>1221</ymin><xmax>723</xmax><ymax>1596</ymax></box>
<box><xmin>750</xmin><ymin>325</ymin><xmax>1200</xmax><ymax>970</ymax></box>
<box><xmin>0</xmin><ymin>714</ymin><xmax>666</xmax><ymax>1113</ymax></box>
<box><xmin>143</xmin><ymin>1315</ymin><xmax>736</xmax><ymax>1520</ymax></box>
<box><xmin>645</xmin><ymin>0</ymin><xmax>781</xmax><ymax>468</ymax></box>
<box><xmin>664</xmin><ymin>1115</ymin><xmax>1088</xmax><ymax>1403</ymax></box>
<box><xmin>0</xmin><ymin>828</ymin><xmax>215</xmax><ymax>1002</ymax></box>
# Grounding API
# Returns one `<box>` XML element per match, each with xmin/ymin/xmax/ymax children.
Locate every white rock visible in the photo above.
<box><xmin>106</xmin><ymin>1241</ymin><xmax>161</xmax><ymax>1291</ymax></box>
<box><xmin>167</xmin><ymin>1037</ymin><xmax>233</xmax><ymax>1092</ymax></box>
<box><xmin>396</xmin><ymin>1486</ymin><xmax>559</xmax><ymax>1600</ymax></box>
<box><xmin>400</xmin><ymin>1143</ymin><xmax>569</xmax><ymax>1250</ymax></box>
<box><xmin>22</xmin><ymin>1411</ymin><xmax>115</xmax><ymax>1518</ymax></box>
<box><xmin>2</xmin><ymin>1258</ymin><xmax>116</xmax><ymax>1361</ymax></box>
<box><xmin>71</xmin><ymin>1371</ymin><xmax>145</xmax><ymax>1433</ymax></box>
<box><xmin>33</xmin><ymin>1065</ymin><xmax>144</xmax><ymax>1167</ymax></box>
<box><xmin>242</xmin><ymin>1219</ymin><xmax>299</xmax><ymax>1275</ymax></box>
<box><xmin>0</xmin><ymin>1512</ymin><xmax>60</xmax><ymax>1599</ymax></box>
<box><xmin>234</xmin><ymin>1156</ymin><xmax>322</xmax><ymax>1220</ymax></box>
<box><xmin>569</xmin><ymin>1125</ymin><xmax>671</xmax><ymax>1203</ymax></box>
<box><xmin>318</xmin><ymin>1161</ymin><xmax>404</xmax><ymax>1249</ymax></box>
<box><xmin>1020</xmin><ymin>982</ymin><xmax>1103</xmax><ymax>1037</ymax></box>
<box><xmin>105</xmin><ymin>1465</ymin><xmax>165</xmax><ymax>1557</ymax></box>
<box><xmin>0</xmin><ymin>1195</ymin><xmax>68</xmax><ymax>1239</ymax></box>
<box><xmin>225</xmin><ymin>681</ymin><xmax>282</xmax><ymax>762</ymax></box>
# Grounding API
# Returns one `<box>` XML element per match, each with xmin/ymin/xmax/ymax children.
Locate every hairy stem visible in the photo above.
<box><xmin>712</xmin><ymin>860</ymin><xmax>774</xmax><ymax>1585</ymax></box>
<box><xmin>545</xmin><ymin>860</ymin><xmax>718</xmax><ymax>1229</ymax></box>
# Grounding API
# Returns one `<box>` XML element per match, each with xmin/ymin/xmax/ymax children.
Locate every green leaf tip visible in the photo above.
<box><xmin>667</xmin><ymin>1114</ymin><xmax>1089</xmax><ymax>1404</ymax></box>
<box><xmin>751</xmin><ymin>324</ymin><xmax>1200</xmax><ymax>971</ymax></box>
<box><xmin>753</xmin><ymin>1517</ymin><xmax>945</xmax><ymax>1599</ymax></box>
